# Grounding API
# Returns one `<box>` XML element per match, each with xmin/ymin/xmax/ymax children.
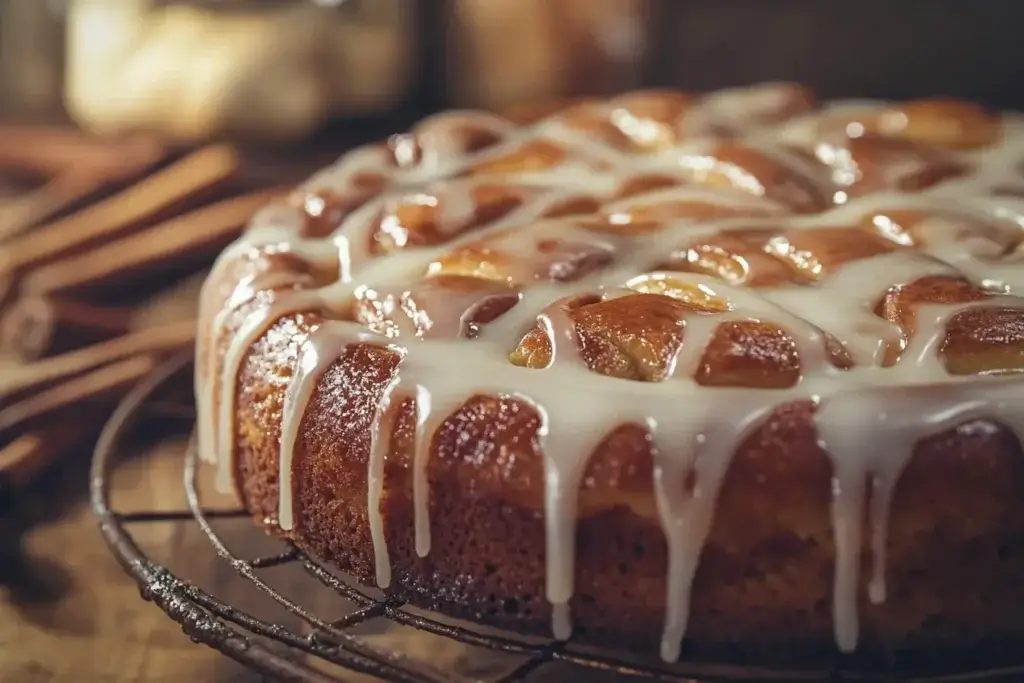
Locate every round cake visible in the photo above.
<box><xmin>195</xmin><ymin>82</ymin><xmax>1024</xmax><ymax>674</ymax></box>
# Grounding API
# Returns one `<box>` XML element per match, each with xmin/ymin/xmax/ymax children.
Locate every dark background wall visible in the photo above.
<box><xmin>649</xmin><ymin>1</ymin><xmax>1024</xmax><ymax>107</ymax></box>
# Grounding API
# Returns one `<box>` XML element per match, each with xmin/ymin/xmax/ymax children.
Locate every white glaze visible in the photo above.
<box><xmin>194</xmin><ymin>85</ymin><xmax>1024</xmax><ymax>663</ymax></box>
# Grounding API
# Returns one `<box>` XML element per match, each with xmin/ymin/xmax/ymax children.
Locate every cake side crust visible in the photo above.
<box><xmin>214</xmin><ymin>297</ymin><xmax>1024</xmax><ymax>673</ymax></box>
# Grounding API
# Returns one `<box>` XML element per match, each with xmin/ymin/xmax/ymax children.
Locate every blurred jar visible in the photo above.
<box><xmin>63</xmin><ymin>0</ymin><xmax>418</xmax><ymax>143</ymax></box>
<box><xmin>0</xmin><ymin>0</ymin><xmax>66</xmax><ymax>119</ymax></box>
<box><xmin>445</xmin><ymin>0</ymin><xmax>652</xmax><ymax>111</ymax></box>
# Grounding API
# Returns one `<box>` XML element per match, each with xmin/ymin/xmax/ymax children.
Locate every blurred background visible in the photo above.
<box><xmin>4</xmin><ymin>0</ymin><xmax>1024</xmax><ymax>140</ymax></box>
<box><xmin>1</xmin><ymin>1</ymin><xmax>1024</xmax><ymax>681</ymax></box>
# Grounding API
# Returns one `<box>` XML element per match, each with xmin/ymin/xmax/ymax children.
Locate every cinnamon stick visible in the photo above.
<box><xmin>0</xmin><ymin>355</ymin><xmax>159</xmax><ymax>437</ymax></box>
<box><xmin>0</xmin><ymin>127</ymin><xmax>163</xmax><ymax>177</ymax></box>
<box><xmin>0</xmin><ymin>129</ymin><xmax>166</xmax><ymax>240</ymax></box>
<box><xmin>0</xmin><ymin>169</ymin><xmax>131</xmax><ymax>242</ymax></box>
<box><xmin>0</xmin><ymin>273</ymin><xmax>10</xmax><ymax>314</ymax></box>
<box><xmin>0</xmin><ymin>297</ymin><xmax>135</xmax><ymax>362</ymax></box>
<box><xmin>0</xmin><ymin>424</ymin><xmax>97</xmax><ymax>492</ymax></box>
<box><xmin>0</xmin><ymin>144</ymin><xmax>239</xmax><ymax>277</ymax></box>
<box><xmin>20</xmin><ymin>187</ymin><xmax>287</xmax><ymax>298</ymax></box>
<box><xmin>1</xmin><ymin>319</ymin><xmax>196</xmax><ymax>406</ymax></box>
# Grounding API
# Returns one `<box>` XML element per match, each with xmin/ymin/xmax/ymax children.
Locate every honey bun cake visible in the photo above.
<box><xmin>195</xmin><ymin>83</ymin><xmax>1024</xmax><ymax>672</ymax></box>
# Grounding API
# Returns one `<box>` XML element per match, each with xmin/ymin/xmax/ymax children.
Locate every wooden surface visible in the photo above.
<box><xmin>0</xmin><ymin>444</ymin><xmax>264</xmax><ymax>683</ymax></box>
<box><xmin>0</xmin><ymin>274</ymin><xmax>264</xmax><ymax>683</ymax></box>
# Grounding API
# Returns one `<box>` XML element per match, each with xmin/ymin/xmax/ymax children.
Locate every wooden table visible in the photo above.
<box><xmin>0</xmin><ymin>269</ymin><xmax>263</xmax><ymax>682</ymax></box>
<box><xmin>0</xmin><ymin>275</ymin><xmax>260</xmax><ymax>682</ymax></box>
<box><xmin>0</xmin><ymin>447</ymin><xmax>262</xmax><ymax>683</ymax></box>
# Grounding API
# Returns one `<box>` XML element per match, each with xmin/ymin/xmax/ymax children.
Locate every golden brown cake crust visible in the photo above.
<box><xmin>223</xmin><ymin>298</ymin><xmax>1024</xmax><ymax>673</ymax></box>
<box><xmin>198</xmin><ymin>85</ymin><xmax>1024</xmax><ymax>675</ymax></box>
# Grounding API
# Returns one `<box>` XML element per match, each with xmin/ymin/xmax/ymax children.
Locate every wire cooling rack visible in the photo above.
<box><xmin>90</xmin><ymin>353</ymin><xmax>1024</xmax><ymax>683</ymax></box>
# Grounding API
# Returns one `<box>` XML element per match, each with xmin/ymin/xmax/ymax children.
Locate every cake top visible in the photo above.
<box><xmin>199</xmin><ymin>82</ymin><xmax>1024</xmax><ymax>662</ymax></box>
<box><xmin>247</xmin><ymin>82</ymin><xmax>1024</xmax><ymax>383</ymax></box>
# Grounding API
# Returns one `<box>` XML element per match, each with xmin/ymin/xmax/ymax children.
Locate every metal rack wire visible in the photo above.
<box><xmin>90</xmin><ymin>354</ymin><xmax>1024</xmax><ymax>683</ymax></box>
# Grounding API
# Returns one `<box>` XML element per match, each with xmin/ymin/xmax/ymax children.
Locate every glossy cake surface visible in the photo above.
<box><xmin>195</xmin><ymin>83</ymin><xmax>1024</xmax><ymax>673</ymax></box>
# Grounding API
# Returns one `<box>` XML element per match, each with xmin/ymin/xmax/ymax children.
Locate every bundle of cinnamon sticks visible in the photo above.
<box><xmin>0</xmin><ymin>126</ymin><xmax>288</xmax><ymax>501</ymax></box>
